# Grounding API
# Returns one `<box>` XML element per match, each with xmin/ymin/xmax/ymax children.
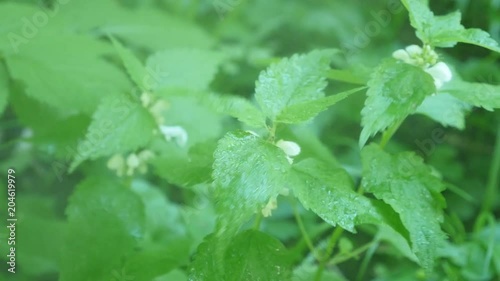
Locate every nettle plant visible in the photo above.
<box><xmin>1</xmin><ymin>0</ymin><xmax>500</xmax><ymax>281</ymax></box>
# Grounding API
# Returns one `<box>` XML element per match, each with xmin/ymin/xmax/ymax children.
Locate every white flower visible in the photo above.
<box><xmin>405</xmin><ymin>44</ymin><xmax>423</xmax><ymax>57</ymax></box>
<box><xmin>107</xmin><ymin>154</ymin><xmax>125</xmax><ymax>176</ymax></box>
<box><xmin>160</xmin><ymin>125</ymin><xmax>188</xmax><ymax>146</ymax></box>
<box><xmin>392</xmin><ymin>49</ymin><xmax>411</xmax><ymax>63</ymax></box>
<box><xmin>392</xmin><ymin>45</ymin><xmax>452</xmax><ymax>89</ymax></box>
<box><xmin>261</xmin><ymin>197</ymin><xmax>278</xmax><ymax>217</ymax></box>
<box><xmin>276</xmin><ymin>139</ymin><xmax>301</xmax><ymax>164</ymax></box>
<box><xmin>425</xmin><ymin>62</ymin><xmax>452</xmax><ymax>89</ymax></box>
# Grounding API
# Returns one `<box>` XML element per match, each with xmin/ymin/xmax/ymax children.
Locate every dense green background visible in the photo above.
<box><xmin>0</xmin><ymin>0</ymin><xmax>499</xmax><ymax>280</ymax></box>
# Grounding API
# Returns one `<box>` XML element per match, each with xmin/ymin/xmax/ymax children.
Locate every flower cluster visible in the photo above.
<box><xmin>392</xmin><ymin>45</ymin><xmax>452</xmax><ymax>89</ymax></box>
<box><xmin>141</xmin><ymin>92</ymin><xmax>189</xmax><ymax>146</ymax></box>
<box><xmin>107</xmin><ymin>150</ymin><xmax>155</xmax><ymax>177</ymax></box>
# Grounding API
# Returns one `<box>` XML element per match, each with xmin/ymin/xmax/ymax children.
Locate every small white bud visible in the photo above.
<box><xmin>107</xmin><ymin>154</ymin><xmax>124</xmax><ymax>170</ymax></box>
<box><xmin>138</xmin><ymin>150</ymin><xmax>155</xmax><ymax>161</ymax></box>
<box><xmin>126</xmin><ymin>153</ymin><xmax>140</xmax><ymax>168</ymax></box>
<box><xmin>392</xmin><ymin>49</ymin><xmax>410</xmax><ymax>62</ymax></box>
<box><xmin>276</xmin><ymin>140</ymin><xmax>301</xmax><ymax>157</ymax></box>
<box><xmin>107</xmin><ymin>154</ymin><xmax>125</xmax><ymax>176</ymax></box>
<box><xmin>159</xmin><ymin>125</ymin><xmax>188</xmax><ymax>146</ymax></box>
<box><xmin>405</xmin><ymin>45</ymin><xmax>423</xmax><ymax>57</ymax></box>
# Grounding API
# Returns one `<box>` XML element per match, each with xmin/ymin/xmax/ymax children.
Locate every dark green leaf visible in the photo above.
<box><xmin>361</xmin><ymin>144</ymin><xmax>447</xmax><ymax>269</ymax></box>
<box><xmin>360</xmin><ymin>60</ymin><xmax>435</xmax><ymax>146</ymax></box>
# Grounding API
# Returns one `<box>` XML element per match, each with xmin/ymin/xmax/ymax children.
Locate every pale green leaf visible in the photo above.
<box><xmin>416</xmin><ymin>92</ymin><xmax>471</xmax><ymax>129</ymax></box>
<box><xmin>276</xmin><ymin>86</ymin><xmax>366</xmax><ymax>123</ymax></box>
<box><xmin>0</xmin><ymin>62</ymin><xmax>9</xmax><ymax>115</ymax></box>
<box><xmin>445</xmin><ymin>80</ymin><xmax>500</xmax><ymax>111</ymax></box>
<box><xmin>361</xmin><ymin>144</ymin><xmax>447</xmax><ymax>269</ymax></box>
<box><xmin>224</xmin><ymin>230</ymin><xmax>292</xmax><ymax>280</ymax></box>
<box><xmin>290</xmin><ymin>159</ymin><xmax>385</xmax><ymax>232</ymax></box>
<box><xmin>213</xmin><ymin>131</ymin><xmax>290</xmax><ymax>226</ymax></box>
<box><xmin>204</xmin><ymin>94</ymin><xmax>267</xmax><ymax>128</ymax></box>
<box><xmin>0</xmin><ymin>2</ymin><xmax>40</xmax><ymax>52</ymax></box>
<box><xmin>402</xmin><ymin>0</ymin><xmax>500</xmax><ymax>52</ymax></box>
<box><xmin>60</xmin><ymin>178</ymin><xmax>145</xmax><ymax>281</ymax></box>
<box><xmin>111</xmin><ymin>37</ymin><xmax>149</xmax><ymax>92</ymax></box>
<box><xmin>151</xmin><ymin>141</ymin><xmax>216</xmax><ymax>187</ymax></box>
<box><xmin>70</xmin><ymin>95</ymin><xmax>157</xmax><ymax>171</ymax></box>
<box><xmin>146</xmin><ymin>48</ymin><xmax>224</xmax><ymax>91</ymax></box>
<box><xmin>360</xmin><ymin>60</ymin><xmax>435</xmax><ymax>146</ymax></box>
<box><xmin>5</xmin><ymin>33</ymin><xmax>130</xmax><ymax>115</ymax></box>
<box><xmin>255</xmin><ymin>49</ymin><xmax>336</xmax><ymax>121</ymax></box>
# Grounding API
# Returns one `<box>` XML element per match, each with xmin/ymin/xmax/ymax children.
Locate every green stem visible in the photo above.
<box><xmin>355</xmin><ymin>240</ymin><xmax>380</xmax><ymax>281</ymax></box>
<box><xmin>253</xmin><ymin>213</ymin><xmax>263</xmax><ymax>230</ymax></box>
<box><xmin>292</xmin><ymin>202</ymin><xmax>321</xmax><ymax>260</ymax></box>
<box><xmin>313</xmin><ymin>226</ymin><xmax>344</xmax><ymax>281</ymax></box>
<box><xmin>328</xmin><ymin>240</ymin><xmax>376</xmax><ymax>265</ymax></box>
<box><xmin>481</xmin><ymin>122</ymin><xmax>500</xmax><ymax>214</ymax></box>
<box><xmin>379</xmin><ymin>120</ymin><xmax>403</xmax><ymax>149</ymax></box>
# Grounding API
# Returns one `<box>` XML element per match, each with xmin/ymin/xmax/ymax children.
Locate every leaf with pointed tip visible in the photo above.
<box><xmin>146</xmin><ymin>48</ymin><xmax>224</xmax><ymax>91</ymax></box>
<box><xmin>255</xmin><ymin>49</ymin><xmax>336</xmax><ymax>121</ymax></box>
<box><xmin>5</xmin><ymin>33</ymin><xmax>130</xmax><ymax>115</ymax></box>
<box><xmin>445</xmin><ymin>80</ymin><xmax>500</xmax><ymax>111</ymax></box>
<box><xmin>224</xmin><ymin>230</ymin><xmax>292</xmax><ymax>280</ymax></box>
<box><xmin>213</xmin><ymin>131</ymin><xmax>290</xmax><ymax>227</ymax></box>
<box><xmin>203</xmin><ymin>94</ymin><xmax>267</xmax><ymax>128</ymax></box>
<box><xmin>276</xmin><ymin>87</ymin><xmax>366</xmax><ymax>123</ymax></box>
<box><xmin>111</xmin><ymin>37</ymin><xmax>149</xmax><ymax>92</ymax></box>
<box><xmin>361</xmin><ymin>144</ymin><xmax>447</xmax><ymax>269</ymax></box>
<box><xmin>360</xmin><ymin>60</ymin><xmax>435</xmax><ymax>147</ymax></box>
<box><xmin>290</xmin><ymin>159</ymin><xmax>385</xmax><ymax>232</ymax></box>
<box><xmin>70</xmin><ymin>95</ymin><xmax>156</xmax><ymax>171</ymax></box>
<box><xmin>402</xmin><ymin>0</ymin><xmax>500</xmax><ymax>52</ymax></box>
<box><xmin>60</xmin><ymin>178</ymin><xmax>145</xmax><ymax>281</ymax></box>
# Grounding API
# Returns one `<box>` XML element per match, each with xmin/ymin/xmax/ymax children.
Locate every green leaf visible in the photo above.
<box><xmin>360</xmin><ymin>60</ymin><xmax>435</xmax><ymax>147</ymax></box>
<box><xmin>445</xmin><ymin>80</ymin><xmax>500</xmax><ymax>111</ymax></box>
<box><xmin>204</xmin><ymin>94</ymin><xmax>267</xmax><ymax>128</ymax></box>
<box><xmin>125</xmin><ymin>241</ymin><xmax>191</xmax><ymax>281</ymax></box>
<box><xmin>0</xmin><ymin>2</ymin><xmax>39</xmax><ymax>52</ymax></box>
<box><xmin>104</xmin><ymin>9</ymin><xmax>214</xmax><ymax>51</ymax></box>
<box><xmin>416</xmin><ymin>92</ymin><xmax>471</xmax><ymax>129</ymax></box>
<box><xmin>290</xmin><ymin>159</ymin><xmax>385</xmax><ymax>232</ymax></box>
<box><xmin>255</xmin><ymin>49</ymin><xmax>336</xmax><ymax>121</ymax></box>
<box><xmin>151</xmin><ymin>141</ymin><xmax>216</xmax><ymax>187</ymax></box>
<box><xmin>402</xmin><ymin>0</ymin><xmax>500</xmax><ymax>52</ymax></box>
<box><xmin>189</xmin><ymin>234</ymin><xmax>223</xmax><ymax>281</ymax></box>
<box><xmin>276</xmin><ymin>86</ymin><xmax>366</xmax><ymax>123</ymax></box>
<box><xmin>70</xmin><ymin>95</ymin><xmax>156</xmax><ymax>171</ymax></box>
<box><xmin>224</xmin><ymin>230</ymin><xmax>292</xmax><ymax>280</ymax></box>
<box><xmin>60</xmin><ymin>178</ymin><xmax>145</xmax><ymax>281</ymax></box>
<box><xmin>158</xmin><ymin>96</ymin><xmax>224</xmax><ymax>148</ymax></box>
<box><xmin>16</xmin><ymin>196</ymin><xmax>66</xmax><ymax>276</ymax></box>
<box><xmin>0</xmin><ymin>62</ymin><xmax>9</xmax><ymax>116</ymax></box>
<box><xmin>213</xmin><ymin>131</ymin><xmax>290</xmax><ymax>226</ymax></box>
<box><xmin>361</xmin><ymin>144</ymin><xmax>447</xmax><ymax>269</ymax></box>
<box><xmin>111</xmin><ymin>37</ymin><xmax>149</xmax><ymax>92</ymax></box>
<box><xmin>5</xmin><ymin>33</ymin><xmax>130</xmax><ymax>115</ymax></box>
<box><xmin>146</xmin><ymin>48</ymin><xmax>224</xmax><ymax>91</ymax></box>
